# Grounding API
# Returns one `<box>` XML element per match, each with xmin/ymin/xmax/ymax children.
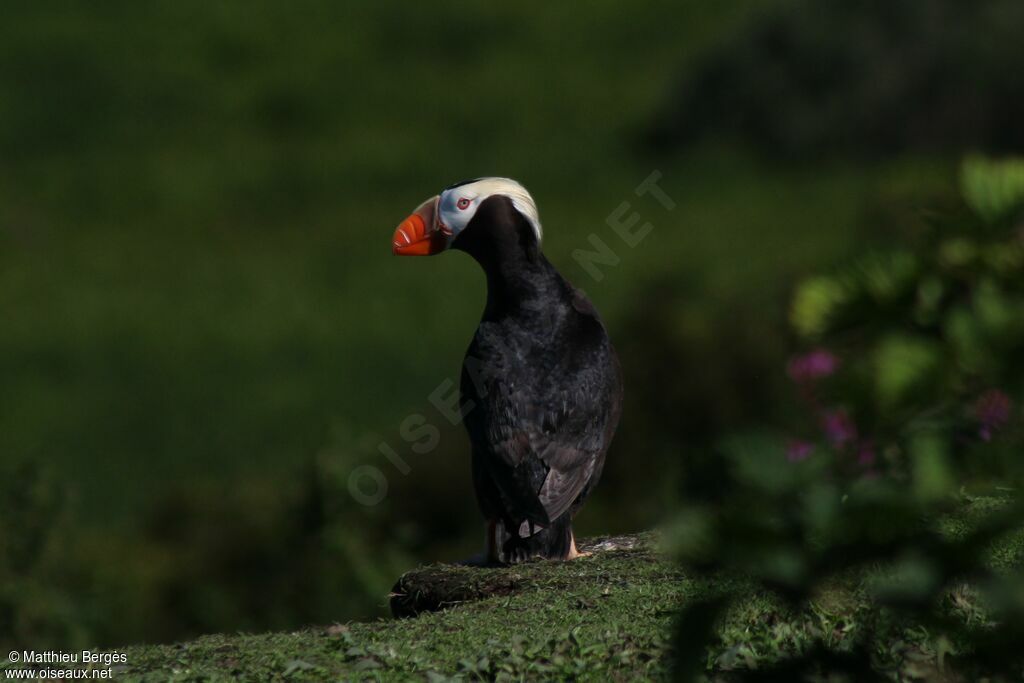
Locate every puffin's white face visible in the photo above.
<box><xmin>392</xmin><ymin>177</ymin><xmax>542</xmax><ymax>256</ymax></box>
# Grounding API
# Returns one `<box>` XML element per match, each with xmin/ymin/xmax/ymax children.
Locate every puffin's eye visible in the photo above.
<box><xmin>456</xmin><ymin>197</ymin><xmax>471</xmax><ymax>210</ymax></box>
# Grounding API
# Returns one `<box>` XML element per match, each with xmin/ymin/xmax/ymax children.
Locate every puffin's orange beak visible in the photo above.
<box><xmin>392</xmin><ymin>195</ymin><xmax>447</xmax><ymax>256</ymax></box>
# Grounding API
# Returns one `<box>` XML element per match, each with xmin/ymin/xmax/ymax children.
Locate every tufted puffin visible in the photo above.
<box><xmin>392</xmin><ymin>178</ymin><xmax>622</xmax><ymax>563</ymax></box>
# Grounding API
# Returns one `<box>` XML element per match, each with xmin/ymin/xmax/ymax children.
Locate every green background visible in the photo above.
<box><xmin>0</xmin><ymin>0</ymin><xmax>988</xmax><ymax>648</ymax></box>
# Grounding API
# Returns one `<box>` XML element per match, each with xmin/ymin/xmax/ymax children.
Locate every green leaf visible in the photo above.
<box><xmin>974</xmin><ymin>278</ymin><xmax>1018</xmax><ymax>338</ymax></box>
<box><xmin>281</xmin><ymin>660</ymin><xmax>315</xmax><ymax>677</ymax></box>
<box><xmin>944</xmin><ymin>306</ymin><xmax>988</xmax><ymax>373</ymax></box>
<box><xmin>910</xmin><ymin>433</ymin><xmax>954</xmax><ymax>502</ymax></box>
<box><xmin>874</xmin><ymin>336</ymin><xmax>941</xmax><ymax>409</ymax></box>
<box><xmin>791</xmin><ymin>275</ymin><xmax>848</xmax><ymax>338</ymax></box>
<box><xmin>961</xmin><ymin>155</ymin><xmax>1024</xmax><ymax>222</ymax></box>
<box><xmin>914</xmin><ymin>277</ymin><xmax>945</xmax><ymax>325</ymax></box>
<box><xmin>855</xmin><ymin>251</ymin><xmax>918</xmax><ymax>303</ymax></box>
<box><xmin>938</xmin><ymin>238</ymin><xmax>978</xmax><ymax>269</ymax></box>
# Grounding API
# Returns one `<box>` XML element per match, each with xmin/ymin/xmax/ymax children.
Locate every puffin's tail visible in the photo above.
<box><xmin>498</xmin><ymin>515</ymin><xmax>572</xmax><ymax>562</ymax></box>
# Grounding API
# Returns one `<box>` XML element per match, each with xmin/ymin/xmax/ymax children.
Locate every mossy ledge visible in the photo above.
<box><xmin>389</xmin><ymin>533</ymin><xmax>659</xmax><ymax>618</ymax></box>
<box><xmin>110</xmin><ymin>531</ymin><xmax>684</xmax><ymax>681</ymax></box>
<box><xmin>33</xmin><ymin>511</ymin><xmax>1021</xmax><ymax>680</ymax></box>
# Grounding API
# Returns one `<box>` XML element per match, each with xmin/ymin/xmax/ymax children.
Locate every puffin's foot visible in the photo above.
<box><xmin>566</xmin><ymin>531</ymin><xmax>591</xmax><ymax>560</ymax></box>
<box><xmin>485</xmin><ymin>520</ymin><xmax>502</xmax><ymax>565</ymax></box>
<box><xmin>503</xmin><ymin>539</ymin><xmax>537</xmax><ymax>564</ymax></box>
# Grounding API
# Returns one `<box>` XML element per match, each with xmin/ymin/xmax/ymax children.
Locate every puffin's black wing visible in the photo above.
<box><xmin>461</xmin><ymin>290</ymin><xmax>622</xmax><ymax>532</ymax></box>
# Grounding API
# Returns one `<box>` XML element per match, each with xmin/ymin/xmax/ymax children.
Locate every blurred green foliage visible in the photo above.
<box><xmin>0</xmin><ymin>462</ymin><xmax>83</xmax><ymax>648</ymax></box>
<box><xmin>962</xmin><ymin>156</ymin><xmax>1024</xmax><ymax>223</ymax></box>
<box><xmin>671</xmin><ymin>158</ymin><xmax>1024</xmax><ymax>680</ymax></box>
<box><xmin>649</xmin><ymin>0</ymin><xmax>1024</xmax><ymax>158</ymax></box>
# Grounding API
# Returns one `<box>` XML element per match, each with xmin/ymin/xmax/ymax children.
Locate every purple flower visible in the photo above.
<box><xmin>785</xmin><ymin>439</ymin><xmax>815</xmax><ymax>463</ymax></box>
<box><xmin>820</xmin><ymin>408</ymin><xmax>857</xmax><ymax>447</ymax></box>
<box><xmin>787</xmin><ymin>349</ymin><xmax>839</xmax><ymax>384</ymax></box>
<box><xmin>974</xmin><ymin>389</ymin><xmax>1013</xmax><ymax>441</ymax></box>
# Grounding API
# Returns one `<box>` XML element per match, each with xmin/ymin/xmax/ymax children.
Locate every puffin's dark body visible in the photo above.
<box><xmin>454</xmin><ymin>196</ymin><xmax>622</xmax><ymax>562</ymax></box>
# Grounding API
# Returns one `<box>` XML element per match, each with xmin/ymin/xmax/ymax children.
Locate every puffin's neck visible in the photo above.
<box><xmin>455</xmin><ymin>225</ymin><xmax>560</xmax><ymax>319</ymax></box>
<box><xmin>479</xmin><ymin>243</ymin><xmax>560</xmax><ymax>319</ymax></box>
<box><xmin>452</xmin><ymin>196</ymin><xmax>563</xmax><ymax>319</ymax></box>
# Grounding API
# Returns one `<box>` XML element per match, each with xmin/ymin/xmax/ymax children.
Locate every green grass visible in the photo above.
<box><xmin>43</xmin><ymin>512</ymin><xmax>1014</xmax><ymax>682</ymax></box>
<box><xmin>115</xmin><ymin>533</ymin><xmax>685</xmax><ymax>681</ymax></box>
